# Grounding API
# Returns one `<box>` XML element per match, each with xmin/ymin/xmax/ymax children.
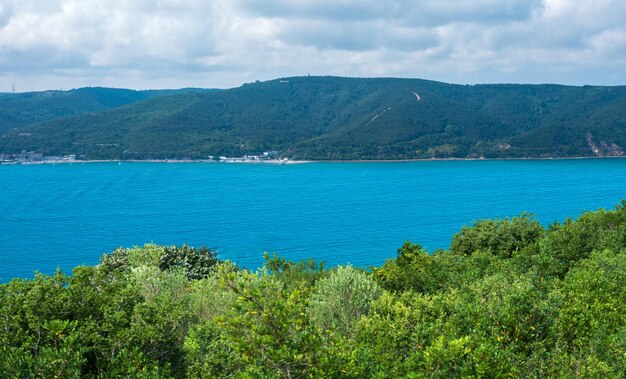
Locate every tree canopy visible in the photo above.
<box><xmin>2</xmin><ymin>202</ymin><xmax>626</xmax><ymax>377</ymax></box>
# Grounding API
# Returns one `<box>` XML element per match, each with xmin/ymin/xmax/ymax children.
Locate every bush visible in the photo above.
<box><xmin>550</xmin><ymin>249</ymin><xmax>626</xmax><ymax>376</ymax></box>
<box><xmin>308</xmin><ymin>265</ymin><xmax>382</xmax><ymax>338</ymax></box>
<box><xmin>159</xmin><ymin>244</ymin><xmax>220</xmax><ymax>280</ymax></box>
<box><xmin>540</xmin><ymin>201</ymin><xmax>626</xmax><ymax>276</ymax></box>
<box><xmin>450</xmin><ymin>213</ymin><xmax>545</xmax><ymax>258</ymax></box>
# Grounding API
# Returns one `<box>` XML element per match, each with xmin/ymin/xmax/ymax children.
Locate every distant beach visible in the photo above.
<box><xmin>4</xmin><ymin>155</ymin><xmax>626</xmax><ymax>166</ymax></box>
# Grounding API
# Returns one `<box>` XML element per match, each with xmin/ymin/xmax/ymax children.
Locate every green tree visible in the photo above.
<box><xmin>549</xmin><ymin>249</ymin><xmax>626</xmax><ymax>377</ymax></box>
<box><xmin>215</xmin><ymin>265</ymin><xmax>355</xmax><ymax>378</ymax></box>
<box><xmin>308</xmin><ymin>265</ymin><xmax>381</xmax><ymax>339</ymax></box>
<box><xmin>540</xmin><ymin>201</ymin><xmax>626</xmax><ymax>276</ymax></box>
<box><xmin>450</xmin><ymin>213</ymin><xmax>544</xmax><ymax>258</ymax></box>
<box><xmin>372</xmin><ymin>242</ymin><xmax>436</xmax><ymax>293</ymax></box>
<box><xmin>160</xmin><ymin>244</ymin><xmax>219</xmax><ymax>280</ymax></box>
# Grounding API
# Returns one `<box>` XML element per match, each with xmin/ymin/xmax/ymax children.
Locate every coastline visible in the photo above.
<box><xmin>6</xmin><ymin>158</ymin><xmax>313</xmax><ymax>165</ymax></box>
<box><xmin>3</xmin><ymin>155</ymin><xmax>626</xmax><ymax>165</ymax></box>
<box><xmin>322</xmin><ymin>156</ymin><xmax>626</xmax><ymax>163</ymax></box>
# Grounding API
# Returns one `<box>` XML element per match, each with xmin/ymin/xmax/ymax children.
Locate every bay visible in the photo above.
<box><xmin>1</xmin><ymin>159</ymin><xmax>625</xmax><ymax>282</ymax></box>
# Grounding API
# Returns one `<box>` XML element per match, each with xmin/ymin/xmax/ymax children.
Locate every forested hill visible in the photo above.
<box><xmin>0</xmin><ymin>87</ymin><xmax>215</xmax><ymax>135</ymax></box>
<box><xmin>1</xmin><ymin>76</ymin><xmax>626</xmax><ymax>160</ymax></box>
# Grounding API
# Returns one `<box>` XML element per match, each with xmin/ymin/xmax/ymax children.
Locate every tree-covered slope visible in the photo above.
<box><xmin>1</xmin><ymin>77</ymin><xmax>626</xmax><ymax>159</ymax></box>
<box><xmin>2</xmin><ymin>202</ymin><xmax>626</xmax><ymax>377</ymax></box>
<box><xmin>0</xmin><ymin>87</ymin><xmax>216</xmax><ymax>136</ymax></box>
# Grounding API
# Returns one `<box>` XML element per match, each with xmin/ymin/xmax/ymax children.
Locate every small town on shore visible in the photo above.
<box><xmin>0</xmin><ymin>150</ymin><xmax>299</xmax><ymax>165</ymax></box>
<box><xmin>0</xmin><ymin>151</ymin><xmax>78</xmax><ymax>164</ymax></box>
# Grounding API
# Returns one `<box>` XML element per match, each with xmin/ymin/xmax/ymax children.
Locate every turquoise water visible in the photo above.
<box><xmin>1</xmin><ymin>159</ymin><xmax>625</xmax><ymax>281</ymax></box>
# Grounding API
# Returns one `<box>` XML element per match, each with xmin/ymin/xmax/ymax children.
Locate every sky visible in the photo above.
<box><xmin>1</xmin><ymin>0</ymin><xmax>625</xmax><ymax>91</ymax></box>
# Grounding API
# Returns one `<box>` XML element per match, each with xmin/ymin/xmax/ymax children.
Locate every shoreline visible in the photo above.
<box><xmin>323</xmin><ymin>156</ymin><xmax>626</xmax><ymax>163</ymax></box>
<box><xmin>5</xmin><ymin>158</ymin><xmax>313</xmax><ymax>165</ymax></box>
<box><xmin>3</xmin><ymin>155</ymin><xmax>626</xmax><ymax>165</ymax></box>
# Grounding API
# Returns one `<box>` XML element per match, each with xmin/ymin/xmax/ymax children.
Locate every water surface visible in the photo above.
<box><xmin>1</xmin><ymin>159</ymin><xmax>625</xmax><ymax>281</ymax></box>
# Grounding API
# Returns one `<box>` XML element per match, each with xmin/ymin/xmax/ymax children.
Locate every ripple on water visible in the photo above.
<box><xmin>1</xmin><ymin>159</ymin><xmax>626</xmax><ymax>280</ymax></box>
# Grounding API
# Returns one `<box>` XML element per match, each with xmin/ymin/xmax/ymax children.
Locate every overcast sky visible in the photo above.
<box><xmin>1</xmin><ymin>0</ymin><xmax>625</xmax><ymax>91</ymax></box>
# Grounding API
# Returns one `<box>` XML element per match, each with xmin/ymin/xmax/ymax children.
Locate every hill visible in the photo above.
<box><xmin>0</xmin><ymin>87</ymin><xmax>216</xmax><ymax>136</ymax></box>
<box><xmin>1</xmin><ymin>77</ymin><xmax>625</xmax><ymax>159</ymax></box>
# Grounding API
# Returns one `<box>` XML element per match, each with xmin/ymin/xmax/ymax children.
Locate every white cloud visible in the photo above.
<box><xmin>0</xmin><ymin>0</ymin><xmax>12</xmax><ymax>28</ymax></box>
<box><xmin>236</xmin><ymin>0</ymin><xmax>542</xmax><ymax>24</ymax></box>
<box><xmin>0</xmin><ymin>0</ymin><xmax>625</xmax><ymax>91</ymax></box>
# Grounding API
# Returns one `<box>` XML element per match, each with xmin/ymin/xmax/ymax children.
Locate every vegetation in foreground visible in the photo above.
<box><xmin>2</xmin><ymin>202</ymin><xmax>626</xmax><ymax>378</ymax></box>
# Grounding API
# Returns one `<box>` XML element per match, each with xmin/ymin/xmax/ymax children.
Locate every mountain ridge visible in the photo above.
<box><xmin>1</xmin><ymin>76</ymin><xmax>625</xmax><ymax>160</ymax></box>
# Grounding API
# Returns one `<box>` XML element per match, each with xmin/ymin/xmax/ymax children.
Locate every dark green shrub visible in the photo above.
<box><xmin>159</xmin><ymin>245</ymin><xmax>219</xmax><ymax>280</ymax></box>
<box><xmin>450</xmin><ymin>213</ymin><xmax>545</xmax><ymax>258</ymax></box>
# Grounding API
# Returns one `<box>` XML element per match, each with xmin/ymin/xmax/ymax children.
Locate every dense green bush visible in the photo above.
<box><xmin>159</xmin><ymin>244</ymin><xmax>219</xmax><ymax>280</ymax></box>
<box><xmin>2</xmin><ymin>202</ymin><xmax>626</xmax><ymax>377</ymax></box>
<box><xmin>373</xmin><ymin>242</ymin><xmax>436</xmax><ymax>293</ymax></box>
<box><xmin>450</xmin><ymin>213</ymin><xmax>545</xmax><ymax>258</ymax></box>
<box><xmin>308</xmin><ymin>265</ymin><xmax>381</xmax><ymax>338</ymax></box>
<box><xmin>99</xmin><ymin>244</ymin><xmax>219</xmax><ymax>280</ymax></box>
<box><xmin>540</xmin><ymin>200</ymin><xmax>626</xmax><ymax>276</ymax></box>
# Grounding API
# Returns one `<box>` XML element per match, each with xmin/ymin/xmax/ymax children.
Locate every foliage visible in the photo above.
<box><xmin>99</xmin><ymin>244</ymin><xmax>164</xmax><ymax>272</ymax></box>
<box><xmin>308</xmin><ymin>265</ymin><xmax>382</xmax><ymax>338</ymax></box>
<box><xmin>99</xmin><ymin>243</ymin><xmax>220</xmax><ymax>281</ymax></box>
<box><xmin>373</xmin><ymin>242</ymin><xmax>437</xmax><ymax>293</ymax></box>
<box><xmin>2</xmin><ymin>202</ymin><xmax>626</xmax><ymax>377</ymax></box>
<box><xmin>539</xmin><ymin>200</ymin><xmax>626</xmax><ymax>276</ymax></box>
<box><xmin>215</xmin><ymin>268</ymin><xmax>328</xmax><ymax>377</ymax></box>
<box><xmin>159</xmin><ymin>244</ymin><xmax>220</xmax><ymax>280</ymax></box>
<box><xmin>549</xmin><ymin>249</ymin><xmax>626</xmax><ymax>377</ymax></box>
<box><xmin>450</xmin><ymin>213</ymin><xmax>545</xmax><ymax>258</ymax></box>
<box><xmin>263</xmin><ymin>251</ymin><xmax>326</xmax><ymax>289</ymax></box>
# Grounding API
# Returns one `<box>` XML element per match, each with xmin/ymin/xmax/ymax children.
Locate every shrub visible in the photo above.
<box><xmin>450</xmin><ymin>213</ymin><xmax>545</xmax><ymax>258</ymax></box>
<box><xmin>159</xmin><ymin>244</ymin><xmax>219</xmax><ymax>280</ymax></box>
<box><xmin>308</xmin><ymin>265</ymin><xmax>382</xmax><ymax>338</ymax></box>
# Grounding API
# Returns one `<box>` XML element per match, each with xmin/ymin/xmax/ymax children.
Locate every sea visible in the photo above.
<box><xmin>1</xmin><ymin>159</ymin><xmax>625</xmax><ymax>282</ymax></box>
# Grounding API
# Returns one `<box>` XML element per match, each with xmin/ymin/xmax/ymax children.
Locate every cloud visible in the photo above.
<box><xmin>236</xmin><ymin>0</ymin><xmax>542</xmax><ymax>25</ymax></box>
<box><xmin>0</xmin><ymin>0</ymin><xmax>625</xmax><ymax>91</ymax></box>
<box><xmin>276</xmin><ymin>19</ymin><xmax>440</xmax><ymax>52</ymax></box>
<box><xmin>0</xmin><ymin>0</ymin><xmax>13</xmax><ymax>28</ymax></box>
